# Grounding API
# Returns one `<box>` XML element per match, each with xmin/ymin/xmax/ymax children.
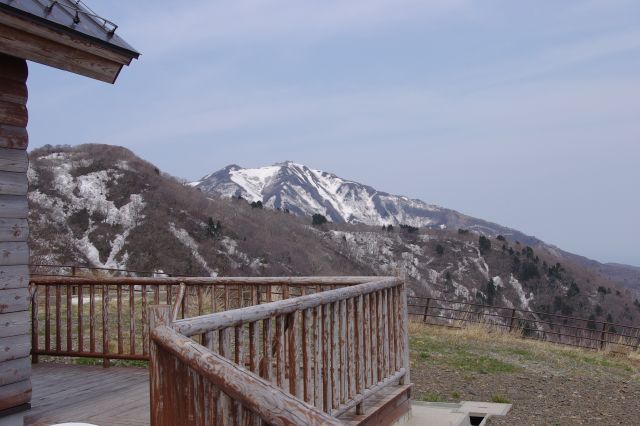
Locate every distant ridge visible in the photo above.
<box><xmin>191</xmin><ymin>161</ymin><xmax>540</xmax><ymax>244</ymax></box>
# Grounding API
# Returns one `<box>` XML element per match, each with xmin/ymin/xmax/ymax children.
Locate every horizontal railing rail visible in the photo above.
<box><xmin>151</xmin><ymin>321</ymin><xmax>342</xmax><ymax>426</ymax></box>
<box><xmin>29</xmin><ymin>276</ymin><xmax>375</xmax><ymax>365</ymax></box>
<box><xmin>408</xmin><ymin>295</ymin><xmax>640</xmax><ymax>350</ymax></box>
<box><xmin>149</xmin><ymin>276</ymin><xmax>410</xmax><ymax>424</ymax></box>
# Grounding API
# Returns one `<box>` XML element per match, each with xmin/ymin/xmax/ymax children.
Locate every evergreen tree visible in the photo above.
<box><xmin>312</xmin><ymin>214</ymin><xmax>328</xmax><ymax>226</ymax></box>
<box><xmin>478</xmin><ymin>235</ymin><xmax>491</xmax><ymax>254</ymax></box>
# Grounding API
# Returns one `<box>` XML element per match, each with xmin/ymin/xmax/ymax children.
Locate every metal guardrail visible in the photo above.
<box><xmin>408</xmin><ymin>295</ymin><xmax>640</xmax><ymax>350</ymax></box>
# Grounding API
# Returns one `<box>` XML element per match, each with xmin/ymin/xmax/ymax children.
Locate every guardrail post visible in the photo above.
<box><xmin>508</xmin><ymin>308</ymin><xmax>517</xmax><ymax>332</ymax></box>
<box><xmin>422</xmin><ymin>297</ymin><xmax>431</xmax><ymax>323</ymax></box>
<box><xmin>148</xmin><ymin>304</ymin><xmax>172</xmax><ymax>426</ymax></box>
<box><xmin>600</xmin><ymin>322</ymin><xmax>608</xmax><ymax>350</ymax></box>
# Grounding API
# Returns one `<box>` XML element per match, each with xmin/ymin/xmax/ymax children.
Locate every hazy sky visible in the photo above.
<box><xmin>26</xmin><ymin>1</ymin><xmax>640</xmax><ymax>266</ymax></box>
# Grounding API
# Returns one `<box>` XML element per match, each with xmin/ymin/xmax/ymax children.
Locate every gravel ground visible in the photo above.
<box><xmin>409</xmin><ymin>325</ymin><xmax>640</xmax><ymax>425</ymax></box>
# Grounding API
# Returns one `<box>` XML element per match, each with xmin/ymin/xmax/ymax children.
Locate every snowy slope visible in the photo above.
<box><xmin>192</xmin><ymin>161</ymin><xmax>539</xmax><ymax>243</ymax></box>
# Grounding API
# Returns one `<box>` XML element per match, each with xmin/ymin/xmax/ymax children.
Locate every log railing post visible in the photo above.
<box><xmin>148</xmin><ymin>305</ymin><xmax>172</xmax><ymax>426</ymax></box>
<box><xmin>600</xmin><ymin>322</ymin><xmax>608</xmax><ymax>350</ymax></box>
<box><xmin>102</xmin><ymin>284</ymin><xmax>110</xmax><ymax>368</ymax></box>
<box><xmin>30</xmin><ymin>283</ymin><xmax>39</xmax><ymax>364</ymax></box>
<box><xmin>508</xmin><ymin>308</ymin><xmax>517</xmax><ymax>332</ymax></box>
<box><xmin>422</xmin><ymin>297</ymin><xmax>431</xmax><ymax>323</ymax></box>
<box><xmin>398</xmin><ymin>275</ymin><xmax>410</xmax><ymax>386</ymax></box>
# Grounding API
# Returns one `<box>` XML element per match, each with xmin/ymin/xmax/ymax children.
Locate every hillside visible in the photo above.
<box><xmin>192</xmin><ymin>162</ymin><xmax>640</xmax><ymax>296</ymax></box>
<box><xmin>28</xmin><ymin>144</ymin><xmax>640</xmax><ymax>326</ymax></box>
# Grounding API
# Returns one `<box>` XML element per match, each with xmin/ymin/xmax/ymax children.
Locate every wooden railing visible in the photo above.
<box><xmin>408</xmin><ymin>295</ymin><xmax>640</xmax><ymax>351</ymax></box>
<box><xmin>149</xmin><ymin>276</ymin><xmax>410</xmax><ymax>424</ymax></box>
<box><xmin>29</xmin><ymin>276</ymin><xmax>379</xmax><ymax>365</ymax></box>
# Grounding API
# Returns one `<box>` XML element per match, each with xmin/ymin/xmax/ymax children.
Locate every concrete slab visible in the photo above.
<box><xmin>408</xmin><ymin>401</ymin><xmax>511</xmax><ymax>426</ymax></box>
<box><xmin>458</xmin><ymin>401</ymin><xmax>512</xmax><ymax>417</ymax></box>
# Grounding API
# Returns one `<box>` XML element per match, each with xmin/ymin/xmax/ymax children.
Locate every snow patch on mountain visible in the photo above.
<box><xmin>169</xmin><ymin>223</ymin><xmax>217</xmax><ymax>277</ymax></box>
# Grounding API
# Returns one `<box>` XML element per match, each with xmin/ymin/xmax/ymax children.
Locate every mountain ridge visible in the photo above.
<box><xmin>27</xmin><ymin>144</ymin><xmax>640</xmax><ymax>326</ymax></box>
<box><xmin>191</xmin><ymin>161</ymin><xmax>640</xmax><ymax>295</ymax></box>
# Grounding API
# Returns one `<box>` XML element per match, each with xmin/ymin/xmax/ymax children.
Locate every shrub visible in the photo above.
<box><xmin>597</xmin><ymin>286</ymin><xmax>608</xmax><ymax>295</ymax></box>
<box><xmin>496</xmin><ymin>235</ymin><xmax>506</xmax><ymax>241</ymax></box>
<box><xmin>519</xmin><ymin>261</ymin><xmax>540</xmax><ymax>281</ymax></box>
<box><xmin>399</xmin><ymin>224</ymin><xmax>419</xmax><ymax>233</ymax></box>
<box><xmin>458</xmin><ymin>228</ymin><xmax>469</xmax><ymax>235</ymax></box>
<box><xmin>311</xmin><ymin>213</ymin><xmax>328</xmax><ymax>226</ymax></box>
<box><xmin>435</xmin><ymin>244</ymin><xmax>445</xmax><ymax>256</ymax></box>
<box><xmin>553</xmin><ymin>296</ymin><xmax>573</xmax><ymax>315</ymax></box>
<box><xmin>478</xmin><ymin>236</ymin><xmax>491</xmax><ymax>254</ymax></box>
<box><xmin>250</xmin><ymin>200</ymin><xmax>263</xmax><ymax>209</ymax></box>
<box><xmin>567</xmin><ymin>281</ymin><xmax>580</xmax><ymax>297</ymax></box>
<box><xmin>548</xmin><ymin>263</ymin><xmax>563</xmax><ymax>279</ymax></box>
<box><xmin>485</xmin><ymin>279</ymin><xmax>497</xmax><ymax>305</ymax></box>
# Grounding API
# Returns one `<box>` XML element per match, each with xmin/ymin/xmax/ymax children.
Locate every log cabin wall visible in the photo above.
<box><xmin>0</xmin><ymin>52</ymin><xmax>31</xmax><ymax>415</ymax></box>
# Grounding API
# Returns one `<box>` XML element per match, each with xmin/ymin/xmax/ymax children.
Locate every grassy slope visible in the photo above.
<box><xmin>409</xmin><ymin>322</ymin><xmax>639</xmax><ymax>424</ymax></box>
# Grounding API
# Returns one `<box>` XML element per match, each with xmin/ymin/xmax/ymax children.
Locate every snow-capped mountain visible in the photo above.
<box><xmin>27</xmin><ymin>145</ymin><xmax>640</xmax><ymax>322</ymax></box>
<box><xmin>191</xmin><ymin>161</ymin><xmax>539</xmax><ymax>244</ymax></box>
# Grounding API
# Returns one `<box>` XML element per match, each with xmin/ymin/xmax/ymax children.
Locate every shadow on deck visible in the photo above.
<box><xmin>27</xmin><ymin>363</ymin><xmax>149</xmax><ymax>426</ymax></box>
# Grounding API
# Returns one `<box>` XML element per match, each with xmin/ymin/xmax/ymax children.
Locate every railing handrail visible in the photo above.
<box><xmin>151</xmin><ymin>324</ymin><xmax>342</xmax><ymax>426</ymax></box>
<box><xmin>29</xmin><ymin>275</ymin><xmax>383</xmax><ymax>286</ymax></box>
<box><xmin>173</xmin><ymin>277</ymin><xmax>401</xmax><ymax>336</ymax></box>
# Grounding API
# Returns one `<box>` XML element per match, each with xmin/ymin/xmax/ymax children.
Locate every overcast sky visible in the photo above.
<box><xmin>26</xmin><ymin>0</ymin><xmax>640</xmax><ymax>266</ymax></box>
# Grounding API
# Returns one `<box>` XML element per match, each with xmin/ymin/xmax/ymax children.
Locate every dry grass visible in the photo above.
<box><xmin>408</xmin><ymin>320</ymin><xmax>640</xmax><ymax>379</ymax></box>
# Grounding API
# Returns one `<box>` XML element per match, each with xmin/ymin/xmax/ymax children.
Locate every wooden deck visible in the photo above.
<box><xmin>26</xmin><ymin>363</ymin><xmax>149</xmax><ymax>426</ymax></box>
<box><xmin>26</xmin><ymin>363</ymin><xmax>410</xmax><ymax>426</ymax></box>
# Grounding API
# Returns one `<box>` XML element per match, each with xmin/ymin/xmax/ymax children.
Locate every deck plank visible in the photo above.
<box><xmin>26</xmin><ymin>363</ymin><xmax>150</xmax><ymax>426</ymax></box>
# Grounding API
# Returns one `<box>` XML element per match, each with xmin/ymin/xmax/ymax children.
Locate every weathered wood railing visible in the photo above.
<box><xmin>150</xmin><ymin>306</ymin><xmax>342</xmax><ymax>426</ymax></box>
<box><xmin>149</xmin><ymin>276</ymin><xmax>410</xmax><ymax>424</ymax></box>
<box><xmin>29</xmin><ymin>276</ymin><xmax>379</xmax><ymax>365</ymax></box>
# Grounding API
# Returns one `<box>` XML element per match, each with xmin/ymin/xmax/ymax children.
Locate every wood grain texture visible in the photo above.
<box><xmin>0</xmin><ymin>100</ymin><xmax>27</xmax><ymax>127</ymax></box>
<box><xmin>0</xmin><ymin>124</ymin><xmax>28</xmax><ymax>149</ymax></box>
<box><xmin>27</xmin><ymin>364</ymin><xmax>150</xmax><ymax>426</ymax></box>
<box><xmin>0</xmin><ymin>194</ymin><xmax>27</xmax><ymax>218</ymax></box>
<box><xmin>173</xmin><ymin>277</ymin><xmax>399</xmax><ymax>336</ymax></box>
<box><xmin>0</xmin><ymin>147</ymin><xmax>29</xmax><ymax>173</ymax></box>
<box><xmin>0</xmin><ymin>218</ymin><xmax>27</xmax><ymax>242</ymax></box>
<box><xmin>0</xmin><ymin>54</ymin><xmax>27</xmax><ymax>81</ymax></box>
<box><xmin>0</xmin><ymin>287</ymin><xmax>28</xmax><ymax>313</ymax></box>
<box><xmin>33</xmin><ymin>275</ymin><xmax>383</xmax><ymax>287</ymax></box>
<box><xmin>0</xmin><ymin>242</ymin><xmax>29</xmax><ymax>266</ymax></box>
<box><xmin>0</xmin><ymin>11</ymin><xmax>135</xmax><ymax>65</ymax></box>
<box><xmin>0</xmin><ymin>378</ymin><xmax>31</xmax><ymax>411</ymax></box>
<box><xmin>0</xmin><ymin>333</ymin><xmax>29</xmax><ymax>362</ymax></box>
<box><xmin>0</xmin><ymin>265</ymin><xmax>28</xmax><ymax>289</ymax></box>
<box><xmin>0</xmin><ymin>77</ymin><xmax>27</xmax><ymax>105</ymax></box>
<box><xmin>0</xmin><ymin>356</ymin><xmax>30</xmax><ymax>386</ymax></box>
<box><xmin>0</xmin><ymin>309</ymin><xmax>29</xmax><ymax>338</ymax></box>
<box><xmin>0</xmin><ymin>23</ymin><xmax>124</xmax><ymax>84</ymax></box>
<box><xmin>0</xmin><ymin>170</ymin><xmax>27</xmax><ymax>195</ymax></box>
<box><xmin>151</xmin><ymin>325</ymin><xmax>342</xmax><ymax>426</ymax></box>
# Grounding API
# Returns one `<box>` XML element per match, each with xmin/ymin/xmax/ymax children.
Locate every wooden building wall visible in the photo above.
<box><xmin>0</xmin><ymin>52</ymin><xmax>31</xmax><ymax>415</ymax></box>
